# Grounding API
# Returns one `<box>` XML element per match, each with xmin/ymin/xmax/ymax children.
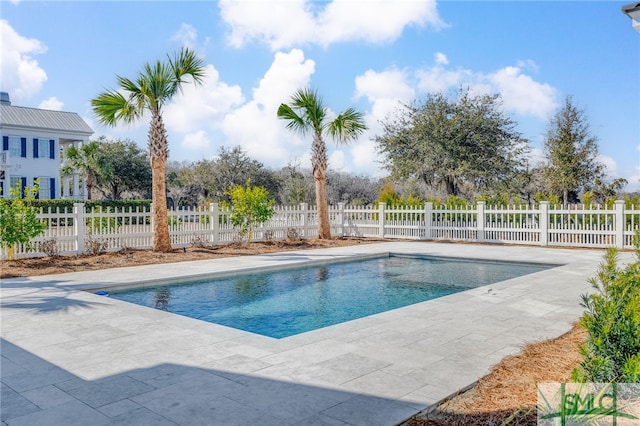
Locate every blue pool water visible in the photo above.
<box><xmin>108</xmin><ymin>255</ymin><xmax>552</xmax><ymax>338</ymax></box>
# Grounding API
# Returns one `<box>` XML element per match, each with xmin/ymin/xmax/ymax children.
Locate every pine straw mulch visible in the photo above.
<box><xmin>0</xmin><ymin>237</ymin><xmax>387</xmax><ymax>279</ymax></box>
<box><xmin>404</xmin><ymin>323</ymin><xmax>587</xmax><ymax>426</ymax></box>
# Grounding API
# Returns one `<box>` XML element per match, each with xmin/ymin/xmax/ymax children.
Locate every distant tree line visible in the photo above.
<box><xmin>67</xmin><ymin>91</ymin><xmax>631</xmax><ymax>209</ymax></box>
<box><xmin>64</xmin><ymin>140</ymin><xmax>382</xmax><ymax>207</ymax></box>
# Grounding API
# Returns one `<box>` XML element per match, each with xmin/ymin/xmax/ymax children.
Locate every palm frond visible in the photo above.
<box><xmin>169</xmin><ymin>47</ymin><xmax>206</xmax><ymax>89</ymax></box>
<box><xmin>277</xmin><ymin>103</ymin><xmax>308</xmax><ymax>135</ymax></box>
<box><xmin>91</xmin><ymin>90</ymin><xmax>140</xmax><ymax>126</ymax></box>
<box><xmin>327</xmin><ymin>108</ymin><xmax>368</xmax><ymax>143</ymax></box>
<box><xmin>139</xmin><ymin>60</ymin><xmax>174</xmax><ymax>111</ymax></box>
<box><xmin>278</xmin><ymin>87</ymin><xmax>327</xmax><ymax>134</ymax></box>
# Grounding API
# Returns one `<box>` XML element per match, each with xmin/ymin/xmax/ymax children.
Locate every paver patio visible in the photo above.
<box><xmin>1</xmin><ymin>242</ymin><xmax>629</xmax><ymax>425</ymax></box>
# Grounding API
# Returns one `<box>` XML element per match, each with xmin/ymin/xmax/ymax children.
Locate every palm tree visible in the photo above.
<box><xmin>61</xmin><ymin>141</ymin><xmax>104</xmax><ymax>200</ymax></box>
<box><xmin>278</xmin><ymin>88</ymin><xmax>367</xmax><ymax>239</ymax></box>
<box><xmin>91</xmin><ymin>48</ymin><xmax>205</xmax><ymax>252</ymax></box>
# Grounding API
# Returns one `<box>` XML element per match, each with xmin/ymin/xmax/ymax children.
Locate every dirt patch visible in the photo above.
<box><xmin>1</xmin><ymin>237</ymin><xmax>386</xmax><ymax>279</ymax></box>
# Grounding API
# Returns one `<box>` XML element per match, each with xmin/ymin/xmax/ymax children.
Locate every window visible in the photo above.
<box><xmin>8</xmin><ymin>137</ymin><xmax>22</xmax><ymax>157</ymax></box>
<box><xmin>33</xmin><ymin>138</ymin><xmax>55</xmax><ymax>159</ymax></box>
<box><xmin>36</xmin><ymin>177</ymin><xmax>50</xmax><ymax>199</ymax></box>
<box><xmin>9</xmin><ymin>176</ymin><xmax>21</xmax><ymax>189</ymax></box>
<box><xmin>9</xmin><ymin>176</ymin><xmax>22</xmax><ymax>198</ymax></box>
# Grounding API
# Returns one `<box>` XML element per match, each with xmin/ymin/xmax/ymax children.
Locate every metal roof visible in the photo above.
<box><xmin>0</xmin><ymin>104</ymin><xmax>94</xmax><ymax>136</ymax></box>
<box><xmin>623</xmin><ymin>2</ymin><xmax>640</xmax><ymax>14</ymax></box>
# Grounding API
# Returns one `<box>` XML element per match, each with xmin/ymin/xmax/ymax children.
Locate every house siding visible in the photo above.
<box><xmin>0</xmin><ymin>104</ymin><xmax>94</xmax><ymax>199</ymax></box>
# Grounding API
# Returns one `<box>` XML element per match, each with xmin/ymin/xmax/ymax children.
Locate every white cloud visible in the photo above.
<box><xmin>171</xmin><ymin>23</ymin><xmax>198</xmax><ymax>49</ymax></box>
<box><xmin>329</xmin><ymin>150</ymin><xmax>346</xmax><ymax>171</ymax></box>
<box><xmin>349</xmin><ymin>138</ymin><xmax>384</xmax><ymax>176</ymax></box>
<box><xmin>220</xmin><ymin>49</ymin><xmax>316</xmax><ymax>164</ymax></box>
<box><xmin>0</xmin><ymin>20</ymin><xmax>47</xmax><ymax>100</ymax></box>
<box><xmin>527</xmin><ymin>147</ymin><xmax>546</xmax><ymax>168</ymax></box>
<box><xmin>626</xmin><ymin>167</ymin><xmax>640</xmax><ymax>192</ymax></box>
<box><xmin>488</xmin><ymin>66</ymin><xmax>558</xmax><ymax>119</ymax></box>
<box><xmin>219</xmin><ymin>0</ymin><xmax>445</xmax><ymax>50</ymax></box>
<box><xmin>38</xmin><ymin>96</ymin><xmax>63</xmax><ymax>111</ymax></box>
<box><xmin>164</xmin><ymin>64</ymin><xmax>244</xmax><ymax>133</ymax></box>
<box><xmin>414</xmin><ymin>56</ymin><xmax>558</xmax><ymax>119</ymax></box>
<box><xmin>181</xmin><ymin>130</ymin><xmax>211</xmax><ymax>150</ymax></box>
<box><xmin>352</xmin><ymin>69</ymin><xmax>416</xmax><ymax>174</ymax></box>
<box><xmin>171</xmin><ymin>23</ymin><xmax>209</xmax><ymax>54</ymax></box>
<box><xmin>598</xmin><ymin>154</ymin><xmax>617</xmax><ymax>177</ymax></box>
<box><xmin>355</xmin><ymin>68</ymin><xmax>414</xmax><ymax>122</ymax></box>
<box><xmin>516</xmin><ymin>59</ymin><xmax>540</xmax><ymax>74</ymax></box>
<box><xmin>317</xmin><ymin>0</ymin><xmax>445</xmax><ymax>47</ymax></box>
<box><xmin>416</xmin><ymin>65</ymin><xmax>468</xmax><ymax>93</ymax></box>
<box><xmin>434</xmin><ymin>52</ymin><xmax>449</xmax><ymax>65</ymax></box>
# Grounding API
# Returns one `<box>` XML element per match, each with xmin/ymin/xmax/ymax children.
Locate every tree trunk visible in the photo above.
<box><xmin>149</xmin><ymin>111</ymin><xmax>172</xmax><ymax>252</ymax></box>
<box><xmin>315</xmin><ymin>175</ymin><xmax>331</xmax><ymax>239</ymax></box>
<box><xmin>86</xmin><ymin>172</ymin><xmax>95</xmax><ymax>200</ymax></box>
<box><xmin>445</xmin><ymin>175</ymin><xmax>458</xmax><ymax>196</ymax></box>
<box><xmin>151</xmin><ymin>157</ymin><xmax>171</xmax><ymax>252</ymax></box>
<box><xmin>311</xmin><ymin>133</ymin><xmax>331</xmax><ymax>239</ymax></box>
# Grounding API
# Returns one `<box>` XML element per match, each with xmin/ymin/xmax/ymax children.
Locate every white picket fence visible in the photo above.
<box><xmin>3</xmin><ymin>200</ymin><xmax>639</xmax><ymax>259</ymax></box>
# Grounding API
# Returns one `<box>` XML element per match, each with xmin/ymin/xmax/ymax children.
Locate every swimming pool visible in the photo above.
<box><xmin>108</xmin><ymin>255</ymin><xmax>553</xmax><ymax>338</ymax></box>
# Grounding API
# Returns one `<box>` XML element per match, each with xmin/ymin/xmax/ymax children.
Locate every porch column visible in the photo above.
<box><xmin>63</xmin><ymin>176</ymin><xmax>70</xmax><ymax>198</ymax></box>
<box><xmin>73</xmin><ymin>173</ymin><xmax>80</xmax><ymax>199</ymax></box>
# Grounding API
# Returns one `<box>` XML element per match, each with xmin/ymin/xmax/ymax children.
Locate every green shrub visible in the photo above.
<box><xmin>0</xmin><ymin>181</ymin><xmax>47</xmax><ymax>258</ymax></box>
<box><xmin>572</xmin><ymin>245</ymin><xmax>640</xmax><ymax>382</ymax></box>
<box><xmin>224</xmin><ymin>180</ymin><xmax>275</xmax><ymax>243</ymax></box>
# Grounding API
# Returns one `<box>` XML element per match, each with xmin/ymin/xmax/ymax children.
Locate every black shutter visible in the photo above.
<box><xmin>2</xmin><ymin>136</ymin><xmax>8</xmax><ymax>151</ymax></box>
<box><xmin>50</xmin><ymin>178</ymin><xmax>56</xmax><ymax>199</ymax></box>
<box><xmin>20</xmin><ymin>177</ymin><xmax>26</xmax><ymax>198</ymax></box>
<box><xmin>20</xmin><ymin>138</ymin><xmax>27</xmax><ymax>158</ymax></box>
<box><xmin>33</xmin><ymin>138</ymin><xmax>39</xmax><ymax>158</ymax></box>
<box><xmin>49</xmin><ymin>140</ymin><xmax>55</xmax><ymax>159</ymax></box>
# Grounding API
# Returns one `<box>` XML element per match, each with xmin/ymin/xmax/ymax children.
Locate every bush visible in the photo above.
<box><xmin>572</xmin><ymin>245</ymin><xmax>640</xmax><ymax>382</ymax></box>
<box><xmin>224</xmin><ymin>180</ymin><xmax>275</xmax><ymax>243</ymax></box>
<box><xmin>0</xmin><ymin>181</ymin><xmax>47</xmax><ymax>258</ymax></box>
<box><xmin>39</xmin><ymin>238</ymin><xmax>59</xmax><ymax>257</ymax></box>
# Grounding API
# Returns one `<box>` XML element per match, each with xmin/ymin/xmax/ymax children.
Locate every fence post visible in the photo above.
<box><xmin>300</xmin><ymin>203</ymin><xmax>308</xmax><ymax>238</ymax></box>
<box><xmin>615</xmin><ymin>200</ymin><xmax>625</xmax><ymax>249</ymax></box>
<box><xmin>476</xmin><ymin>201</ymin><xmax>485</xmax><ymax>242</ymax></box>
<box><xmin>73</xmin><ymin>202</ymin><xmax>85</xmax><ymax>255</ymax></box>
<box><xmin>539</xmin><ymin>201</ymin><xmax>549</xmax><ymax>246</ymax></box>
<box><xmin>378</xmin><ymin>202</ymin><xmax>386</xmax><ymax>238</ymax></box>
<box><xmin>209</xmin><ymin>202</ymin><xmax>219</xmax><ymax>245</ymax></box>
<box><xmin>337</xmin><ymin>203</ymin><xmax>345</xmax><ymax>237</ymax></box>
<box><xmin>424</xmin><ymin>202</ymin><xmax>432</xmax><ymax>240</ymax></box>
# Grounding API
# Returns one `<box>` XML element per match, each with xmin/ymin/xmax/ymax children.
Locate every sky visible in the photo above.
<box><xmin>2</xmin><ymin>0</ymin><xmax>639</xmax><ymax>191</ymax></box>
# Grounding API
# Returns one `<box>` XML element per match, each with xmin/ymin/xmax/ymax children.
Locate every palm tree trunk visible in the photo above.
<box><xmin>315</xmin><ymin>176</ymin><xmax>331</xmax><ymax>239</ymax></box>
<box><xmin>312</xmin><ymin>133</ymin><xmax>331</xmax><ymax>239</ymax></box>
<box><xmin>149</xmin><ymin>111</ymin><xmax>172</xmax><ymax>252</ymax></box>
<box><xmin>86</xmin><ymin>172</ymin><xmax>95</xmax><ymax>200</ymax></box>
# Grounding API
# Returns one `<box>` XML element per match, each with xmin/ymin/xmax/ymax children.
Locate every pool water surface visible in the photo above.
<box><xmin>108</xmin><ymin>255</ymin><xmax>553</xmax><ymax>338</ymax></box>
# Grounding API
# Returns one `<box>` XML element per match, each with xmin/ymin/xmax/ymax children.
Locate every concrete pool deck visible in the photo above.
<box><xmin>1</xmin><ymin>242</ymin><xmax>632</xmax><ymax>425</ymax></box>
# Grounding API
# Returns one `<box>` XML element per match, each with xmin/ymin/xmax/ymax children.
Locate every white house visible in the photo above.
<box><xmin>0</xmin><ymin>92</ymin><xmax>94</xmax><ymax>199</ymax></box>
